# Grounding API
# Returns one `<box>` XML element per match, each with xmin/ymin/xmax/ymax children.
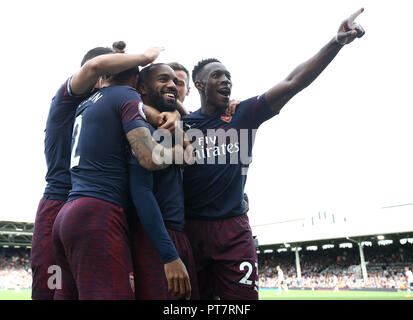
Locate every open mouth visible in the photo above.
<box><xmin>162</xmin><ymin>91</ymin><xmax>177</xmax><ymax>102</ymax></box>
<box><xmin>217</xmin><ymin>87</ymin><xmax>231</xmax><ymax>98</ymax></box>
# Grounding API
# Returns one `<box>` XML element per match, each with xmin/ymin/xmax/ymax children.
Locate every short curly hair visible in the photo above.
<box><xmin>191</xmin><ymin>58</ymin><xmax>221</xmax><ymax>84</ymax></box>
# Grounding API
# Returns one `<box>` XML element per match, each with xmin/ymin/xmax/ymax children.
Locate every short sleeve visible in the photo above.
<box><xmin>121</xmin><ymin>99</ymin><xmax>149</xmax><ymax>134</ymax></box>
<box><xmin>46</xmin><ymin>77</ymin><xmax>90</xmax><ymax>127</ymax></box>
<box><xmin>239</xmin><ymin>94</ymin><xmax>279</xmax><ymax>129</ymax></box>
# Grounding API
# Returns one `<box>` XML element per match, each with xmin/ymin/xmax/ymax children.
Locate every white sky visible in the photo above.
<box><xmin>1</xmin><ymin>0</ymin><xmax>413</xmax><ymax>242</ymax></box>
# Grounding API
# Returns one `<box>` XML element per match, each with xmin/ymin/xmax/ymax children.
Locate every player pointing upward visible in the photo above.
<box><xmin>182</xmin><ymin>9</ymin><xmax>365</xmax><ymax>300</ymax></box>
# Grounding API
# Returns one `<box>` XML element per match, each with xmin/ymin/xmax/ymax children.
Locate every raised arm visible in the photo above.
<box><xmin>70</xmin><ymin>46</ymin><xmax>164</xmax><ymax>95</ymax></box>
<box><xmin>265</xmin><ymin>8</ymin><xmax>365</xmax><ymax>113</ymax></box>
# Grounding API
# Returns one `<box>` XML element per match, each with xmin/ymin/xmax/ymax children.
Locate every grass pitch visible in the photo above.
<box><xmin>259</xmin><ymin>288</ymin><xmax>410</xmax><ymax>300</ymax></box>
<box><xmin>0</xmin><ymin>289</ymin><xmax>31</xmax><ymax>300</ymax></box>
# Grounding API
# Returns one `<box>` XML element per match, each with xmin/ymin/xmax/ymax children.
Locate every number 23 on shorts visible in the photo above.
<box><xmin>239</xmin><ymin>261</ymin><xmax>259</xmax><ymax>292</ymax></box>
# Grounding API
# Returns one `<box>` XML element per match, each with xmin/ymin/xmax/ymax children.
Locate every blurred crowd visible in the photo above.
<box><xmin>258</xmin><ymin>242</ymin><xmax>413</xmax><ymax>290</ymax></box>
<box><xmin>0</xmin><ymin>242</ymin><xmax>412</xmax><ymax>291</ymax></box>
<box><xmin>0</xmin><ymin>248</ymin><xmax>32</xmax><ymax>290</ymax></box>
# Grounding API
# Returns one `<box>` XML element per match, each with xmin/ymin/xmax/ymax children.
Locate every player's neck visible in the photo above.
<box><xmin>200</xmin><ymin>99</ymin><xmax>225</xmax><ymax>116</ymax></box>
<box><xmin>103</xmin><ymin>79</ymin><xmax>133</xmax><ymax>88</ymax></box>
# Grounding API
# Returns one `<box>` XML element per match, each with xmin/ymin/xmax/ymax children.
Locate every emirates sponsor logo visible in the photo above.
<box><xmin>147</xmin><ymin>122</ymin><xmax>258</xmax><ymax>175</ymax></box>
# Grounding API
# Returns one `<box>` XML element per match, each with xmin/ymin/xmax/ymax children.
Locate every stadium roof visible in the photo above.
<box><xmin>0</xmin><ymin>221</ymin><xmax>34</xmax><ymax>248</ymax></box>
<box><xmin>257</xmin><ymin>231</ymin><xmax>413</xmax><ymax>253</ymax></box>
<box><xmin>2</xmin><ymin>203</ymin><xmax>413</xmax><ymax>249</ymax></box>
<box><xmin>252</xmin><ymin>203</ymin><xmax>413</xmax><ymax>246</ymax></box>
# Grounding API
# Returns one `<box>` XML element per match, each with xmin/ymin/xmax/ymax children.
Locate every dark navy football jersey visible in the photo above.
<box><xmin>128</xmin><ymin>123</ymin><xmax>185</xmax><ymax>263</ymax></box>
<box><xmin>43</xmin><ymin>77</ymin><xmax>91</xmax><ymax>200</ymax></box>
<box><xmin>182</xmin><ymin>95</ymin><xmax>278</xmax><ymax>220</ymax></box>
<box><xmin>152</xmin><ymin>165</ymin><xmax>185</xmax><ymax>231</ymax></box>
<box><xmin>68</xmin><ymin>85</ymin><xmax>147</xmax><ymax>208</ymax></box>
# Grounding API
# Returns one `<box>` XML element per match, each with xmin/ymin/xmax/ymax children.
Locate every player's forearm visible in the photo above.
<box><xmin>144</xmin><ymin>105</ymin><xmax>161</xmax><ymax>128</ymax></box>
<box><xmin>150</xmin><ymin>144</ymin><xmax>176</xmax><ymax>170</ymax></box>
<box><xmin>127</xmin><ymin>127</ymin><xmax>172</xmax><ymax>171</ymax></box>
<box><xmin>129</xmin><ymin>172</ymin><xmax>179</xmax><ymax>264</ymax></box>
<box><xmin>176</xmin><ymin>100</ymin><xmax>190</xmax><ymax>116</ymax></box>
<box><xmin>90</xmin><ymin>53</ymin><xmax>151</xmax><ymax>75</ymax></box>
<box><xmin>264</xmin><ymin>37</ymin><xmax>344</xmax><ymax>112</ymax></box>
<box><xmin>71</xmin><ymin>53</ymin><xmax>152</xmax><ymax>95</ymax></box>
<box><xmin>285</xmin><ymin>37</ymin><xmax>343</xmax><ymax>92</ymax></box>
<box><xmin>267</xmin><ymin>9</ymin><xmax>365</xmax><ymax>110</ymax></box>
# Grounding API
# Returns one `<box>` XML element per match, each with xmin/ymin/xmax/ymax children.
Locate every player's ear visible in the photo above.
<box><xmin>96</xmin><ymin>77</ymin><xmax>103</xmax><ymax>89</ymax></box>
<box><xmin>194</xmin><ymin>80</ymin><xmax>204</xmax><ymax>92</ymax></box>
<box><xmin>131</xmin><ymin>75</ymin><xmax>139</xmax><ymax>90</ymax></box>
<box><xmin>138</xmin><ymin>82</ymin><xmax>147</xmax><ymax>95</ymax></box>
<box><xmin>186</xmin><ymin>85</ymin><xmax>191</xmax><ymax>97</ymax></box>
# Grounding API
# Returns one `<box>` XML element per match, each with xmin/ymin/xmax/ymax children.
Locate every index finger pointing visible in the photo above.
<box><xmin>347</xmin><ymin>8</ymin><xmax>364</xmax><ymax>27</ymax></box>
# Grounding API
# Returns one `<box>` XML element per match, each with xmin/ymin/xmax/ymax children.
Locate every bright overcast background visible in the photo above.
<box><xmin>1</xmin><ymin>0</ymin><xmax>412</xmax><ymax>242</ymax></box>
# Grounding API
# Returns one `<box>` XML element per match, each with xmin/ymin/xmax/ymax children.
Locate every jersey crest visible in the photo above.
<box><xmin>220</xmin><ymin>114</ymin><xmax>232</xmax><ymax>123</ymax></box>
<box><xmin>129</xmin><ymin>272</ymin><xmax>135</xmax><ymax>293</ymax></box>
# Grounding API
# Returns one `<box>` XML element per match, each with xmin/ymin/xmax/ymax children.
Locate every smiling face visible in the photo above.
<box><xmin>140</xmin><ymin>64</ymin><xmax>179</xmax><ymax>112</ymax></box>
<box><xmin>196</xmin><ymin>62</ymin><xmax>232</xmax><ymax>112</ymax></box>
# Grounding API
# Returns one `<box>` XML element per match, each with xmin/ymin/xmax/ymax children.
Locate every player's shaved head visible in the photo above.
<box><xmin>192</xmin><ymin>58</ymin><xmax>232</xmax><ymax>114</ymax></box>
<box><xmin>138</xmin><ymin>63</ymin><xmax>170</xmax><ymax>88</ymax></box>
<box><xmin>192</xmin><ymin>58</ymin><xmax>221</xmax><ymax>83</ymax></box>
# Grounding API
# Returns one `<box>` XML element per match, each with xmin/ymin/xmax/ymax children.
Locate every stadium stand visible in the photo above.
<box><xmin>0</xmin><ymin>218</ymin><xmax>412</xmax><ymax>293</ymax></box>
<box><xmin>253</xmin><ymin>204</ymin><xmax>413</xmax><ymax>291</ymax></box>
<box><xmin>0</xmin><ymin>221</ymin><xmax>33</xmax><ymax>290</ymax></box>
<box><xmin>0</xmin><ymin>248</ymin><xmax>32</xmax><ymax>290</ymax></box>
<box><xmin>258</xmin><ymin>237</ymin><xmax>413</xmax><ymax>291</ymax></box>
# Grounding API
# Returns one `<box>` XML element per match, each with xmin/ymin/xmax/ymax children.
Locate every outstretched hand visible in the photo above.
<box><xmin>142</xmin><ymin>46</ymin><xmax>165</xmax><ymax>65</ymax></box>
<box><xmin>336</xmin><ymin>8</ymin><xmax>365</xmax><ymax>45</ymax></box>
